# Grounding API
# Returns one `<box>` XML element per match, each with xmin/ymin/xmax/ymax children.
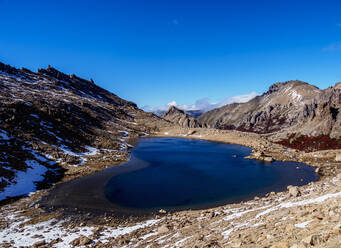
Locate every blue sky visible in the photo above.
<box><xmin>1</xmin><ymin>0</ymin><xmax>341</xmax><ymax>110</ymax></box>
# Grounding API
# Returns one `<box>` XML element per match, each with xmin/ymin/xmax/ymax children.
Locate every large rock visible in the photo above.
<box><xmin>162</xmin><ymin>106</ymin><xmax>202</xmax><ymax>128</ymax></box>
<box><xmin>263</xmin><ymin>156</ymin><xmax>274</xmax><ymax>162</ymax></box>
<box><xmin>335</xmin><ymin>154</ymin><xmax>341</xmax><ymax>161</ymax></box>
<box><xmin>32</xmin><ymin>240</ymin><xmax>46</xmax><ymax>248</ymax></box>
<box><xmin>301</xmin><ymin>234</ymin><xmax>323</xmax><ymax>246</ymax></box>
<box><xmin>157</xmin><ymin>225</ymin><xmax>170</xmax><ymax>234</ymax></box>
<box><xmin>70</xmin><ymin>235</ymin><xmax>92</xmax><ymax>246</ymax></box>
<box><xmin>230</xmin><ymin>239</ymin><xmax>242</xmax><ymax>248</ymax></box>
<box><xmin>287</xmin><ymin>186</ymin><xmax>301</xmax><ymax>197</ymax></box>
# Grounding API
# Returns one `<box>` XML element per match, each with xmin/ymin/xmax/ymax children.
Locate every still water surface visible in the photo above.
<box><xmin>105</xmin><ymin>137</ymin><xmax>318</xmax><ymax>210</ymax></box>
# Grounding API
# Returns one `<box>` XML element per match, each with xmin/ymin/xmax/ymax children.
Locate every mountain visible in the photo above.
<box><xmin>198</xmin><ymin>80</ymin><xmax>341</xmax><ymax>151</ymax></box>
<box><xmin>184</xmin><ymin>109</ymin><xmax>204</xmax><ymax>118</ymax></box>
<box><xmin>0</xmin><ymin>62</ymin><xmax>168</xmax><ymax>202</ymax></box>
<box><xmin>150</xmin><ymin>108</ymin><xmax>204</xmax><ymax>118</ymax></box>
<box><xmin>162</xmin><ymin>106</ymin><xmax>202</xmax><ymax>128</ymax></box>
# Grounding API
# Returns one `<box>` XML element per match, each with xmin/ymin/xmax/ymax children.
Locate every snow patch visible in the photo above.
<box><xmin>0</xmin><ymin>213</ymin><xmax>160</xmax><ymax>247</ymax></box>
<box><xmin>294</xmin><ymin>219</ymin><xmax>313</xmax><ymax>228</ymax></box>
<box><xmin>289</xmin><ymin>90</ymin><xmax>302</xmax><ymax>101</ymax></box>
<box><xmin>0</xmin><ymin>160</ymin><xmax>48</xmax><ymax>201</ymax></box>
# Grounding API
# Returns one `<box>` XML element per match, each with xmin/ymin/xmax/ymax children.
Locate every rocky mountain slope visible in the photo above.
<box><xmin>162</xmin><ymin>106</ymin><xmax>202</xmax><ymax>128</ymax></box>
<box><xmin>198</xmin><ymin>80</ymin><xmax>341</xmax><ymax>151</ymax></box>
<box><xmin>0</xmin><ymin>62</ymin><xmax>168</xmax><ymax>203</ymax></box>
<box><xmin>153</xmin><ymin>108</ymin><xmax>204</xmax><ymax>118</ymax></box>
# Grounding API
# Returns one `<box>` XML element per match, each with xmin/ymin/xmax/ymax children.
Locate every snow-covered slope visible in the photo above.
<box><xmin>0</xmin><ymin>62</ymin><xmax>167</xmax><ymax>202</ymax></box>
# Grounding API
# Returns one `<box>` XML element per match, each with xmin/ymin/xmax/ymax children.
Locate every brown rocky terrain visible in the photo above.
<box><xmin>0</xmin><ymin>62</ymin><xmax>169</xmax><ymax>203</ymax></box>
<box><xmin>1</xmin><ymin>128</ymin><xmax>341</xmax><ymax>247</ymax></box>
<box><xmin>198</xmin><ymin>80</ymin><xmax>341</xmax><ymax>152</ymax></box>
<box><xmin>162</xmin><ymin>106</ymin><xmax>202</xmax><ymax>128</ymax></box>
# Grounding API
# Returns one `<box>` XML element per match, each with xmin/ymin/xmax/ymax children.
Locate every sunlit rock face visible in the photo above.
<box><xmin>199</xmin><ymin>80</ymin><xmax>341</xmax><ymax>148</ymax></box>
<box><xmin>162</xmin><ymin>106</ymin><xmax>202</xmax><ymax>128</ymax></box>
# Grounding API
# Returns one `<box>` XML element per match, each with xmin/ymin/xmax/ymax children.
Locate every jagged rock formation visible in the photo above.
<box><xmin>0</xmin><ymin>62</ymin><xmax>168</xmax><ymax>201</ymax></box>
<box><xmin>198</xmin><ymin>80</ymin><xmax>341</xmax><ymax>150</ymax></box>
<box><xmin>162</xmin><ymin>106</ymin><xmax>202</xmax><ymax>128</ymax></box>
<box><xmin>152</xmin><ymin>109</ymin><xmax>204</xmax><ymax>118</ymax></box>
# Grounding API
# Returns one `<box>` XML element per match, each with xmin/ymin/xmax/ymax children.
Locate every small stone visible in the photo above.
<box><xmin>313</xmin><ymin>211</ymin><xmax>323</xmax><ymax>220</ymax></box>
<box><xmin>159</xmin><ymin>209</ymin><xmax>167</xmax><ymax>214</ymax></box>
<box><xmin>70</xmin><ymin>235</ymin><xmax>92</xmax><ymax>246</ymax></box>
<box><xmin>335</xmin><ymin>154</ymin><xmax>341</xmax><ymax>161</ymax></box>
<box><xmin>230</xmin><ymin>239</ymin><xmax>242</xmax><ymax>248</ymax></box>
<box><xmin>253</xmin><ymin>151</ymin><xmax>264</xmax><ymax>158</ymax></box>
<box><xmin>157</xmin><ymin>225</ymin><xmax>169</xmax><ymax>234</ymax></box>
<box><xmin>271</xmin><ymin>242</ymin><xmax>289</xmax><ymax>248</ymax></box>
<box><xmin>285</xmin><ymin>224</ymin><xmax>294</xmax><ymax>232</ymax></box>
<box><xmin>187</xmin><ymin>130</ymin><xmax>196</xmax><ymax>135</ymax></box>
<box><xmin>50</xmin><ymin>238</ymin><xmax>62</xmax><ymax>245</ymax></box>
<box><xmin>290</xmin><ymin>244</ymin><xmax>306</xmax><ymax>248</ymax></box>
<box><xmin>32</xmin><ymin>240</ymin><xmax>46</xmax><ymax>247</ymax></box>
<box><xmin>301</xmin><ymin>234</ymin><xmax>322</xmax><ymax>246</ymax></box>
<box><xmin>331</xmin><ymin>224</ymin><xmax>341</xmax><ymax>235</ymax></box>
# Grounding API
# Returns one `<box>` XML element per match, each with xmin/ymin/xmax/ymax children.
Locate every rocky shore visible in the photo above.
<box><xmin>1</xmin><ymin>128</ymin><xmax>341</xmax><ymax>247</ymax></box>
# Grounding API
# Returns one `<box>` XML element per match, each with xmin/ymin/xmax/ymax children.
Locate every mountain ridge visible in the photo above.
<box><xmin>198</xmin><ymin>80</ymin><xmax>341</xmax><ymax>151</ymax></box>
<box><xmin>0</xmin><ymin>61</ymin><xmax>169</xmax><ymax>202</ymax></box>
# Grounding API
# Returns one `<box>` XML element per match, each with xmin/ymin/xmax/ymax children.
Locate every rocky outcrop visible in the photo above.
<box><xmin>198</xmin><ymin>80</ymin><xmax>341</xmax><ymax>150</ymax></box>
<box><xmin>245</xmin><ymin>150</ymin><xmax>274</xmax><ymax>162</ymax></box>
<box><xmin>162</xmin><ymin>106</ymin><xmax>202</xmax><ymax>128</ymax></box>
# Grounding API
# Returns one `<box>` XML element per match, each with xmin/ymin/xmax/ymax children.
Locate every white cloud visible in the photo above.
<box><xmin>167</xmin><ymin>101</ymin><xmax>177</xmax><ymax>106</ymax></box>
<box><xmin>231</xmin><ymin>92</ymin><xmax>259</xmax><ymax>103</ymax></box>
<box><xmin>142</xmin><ymin>92</ymin><xmax>258</xmax><ymax>115</ymax></box>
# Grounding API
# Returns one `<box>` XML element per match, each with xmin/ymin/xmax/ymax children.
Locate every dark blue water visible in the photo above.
<box><xmin>105</xmin><ymin>137</ymin><xmax>318</xmax><ymax>210</ymax></box>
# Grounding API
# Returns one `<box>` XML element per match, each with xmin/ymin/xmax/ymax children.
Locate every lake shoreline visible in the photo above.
<box><xmin>1</xmin><ymin>128</ymin><xmax>341</xmax><ymax>247</ymax></box>
<box><xmin>42</xmin><ymin>136</ymin><xmax>316</xmax><ymax>220</ymax></box>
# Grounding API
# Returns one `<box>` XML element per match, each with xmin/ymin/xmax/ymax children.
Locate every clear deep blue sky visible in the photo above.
<box><xmin>1</xmin><ymin>0</ymin><xmax>341</xmax><ymax>108</ymax></box>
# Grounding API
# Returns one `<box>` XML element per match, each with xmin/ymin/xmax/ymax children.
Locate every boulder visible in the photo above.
<box><xmin>335</xmin><ymin>154</ymin><xmax>341</xmax><ymax>161</ymax></box>
<box><xmin>159</xmin><ymin>209</ymin><xmax>166</xmax><ymax>214</ymax></box>
<box><xmin>187</xmin><ymin>130</ymin><xmax>196</xmax><ymax>135</ymax></box>
<box><xmin>230</xmin><ymin>239</ymin><xmax>242</xmax><ymax>248</ymax></box>
<box><xmin>301</xmin><ymin>234</ymin><xmax>322</xmax><ymax>246</ymax></box>
<box><xmin>331</xmin><ymin>224</ymin><xmax>341</xmax><ymax>235</ymax></box>
<box><xmin>70</xmin><ymin>235</ymin><xmax>92</xmax><ymax>246</ymax></box>
<box><xmin>157</xmin><ymin>225</ymin><xmax>170</xmax><ymax>234</ymax></box>
<box><xmin>263</xmin><ymin>156</ymin><xmax>274</xmax><ymax>162</ymax></box>
<box><xmin>32</xmin><ymin>240</ymin><xmax>46</xmax><ymax>248</ymax></box>
<box><xmin>253</xmin><ymin>151</ymin><xmax>264</xmax><ymax>158</ymax></box>
<box><xmin>287</xmin><ymin>186</ymin><xmax>301</xmax><ymax>197</ymax></box>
